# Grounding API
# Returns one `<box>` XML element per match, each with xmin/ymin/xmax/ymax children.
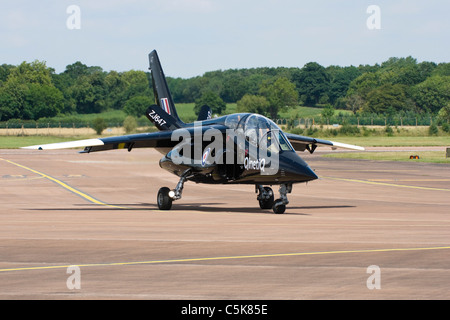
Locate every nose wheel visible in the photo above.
<box><xmin>157</xmin><ymin>170</ymin><xmax>191</xmax><ymax>210</ymax></box>
<box><xmin>157</xmin><ymin>187</ymin><xmax>173</xmax><ymax>210</ymax></box>
<box><xmin>272</xmin><ymin>200</ymin><xmax>286</xmax><ymax>214</ymax></box>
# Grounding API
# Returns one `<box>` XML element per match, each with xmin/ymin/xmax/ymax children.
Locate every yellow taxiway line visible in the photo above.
<box><xmin>322</xmin><ymin>176</ymin><xmax>450</xmax><ymax>192</ymax></box>
<box><xmin>1</xmin><ymin>246</ymin><xmax>450</xmax><ymax>273</ymax></box>
<box><xmin>0</xmin><ymin>157</ymin><xmax>127</xmax><ymax>209</ymax></box>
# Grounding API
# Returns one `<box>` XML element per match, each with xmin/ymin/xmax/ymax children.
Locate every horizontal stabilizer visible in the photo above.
<box><xmin>197</xmin><ymin>105</ymin><xmax>212</xmax><ymax>121</ymax></box>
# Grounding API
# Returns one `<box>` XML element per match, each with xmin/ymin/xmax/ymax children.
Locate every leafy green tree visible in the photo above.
<box><xmin>437</xmin><ymin>103</ymin><xmax>450</xmax><ymax>123</ymax></box>
<box><xmin>0</xmin><ymin>64</ymin><xmax>14</xmax><ymax>82</ymax></box>
<box><xmin>345</xmin><ymin>94</ymin><xmax>365</xmax><ymax>114</ymax></box>
<box><xmin>167</xmin><ymin>77</ymin><xmax>189</xmax><ymax>102</ymax></box>
<box><xmin>0</xmin><ymin>78</ymin><xmax>27</xmax><ymax>120</ymax></box>
<box><xmin>346</xmin><ymin>72</ymin><xmax>381</xmax><ymax>101</ymax></box>
<box><xmin>104</xmin><ymin>70</ymin><xmax>128</xmax><ymax>109</ymax></box>
<box><xmin>63</xmin><ymin>61</ymin><xmax>90</xmax><ymax>79</ymax></box>
<box><xmin>121</xmin><ymin>70</ymin><xmax>152</xmax><ymax>101</ymax></box>
<box><xmin>51</xmin><ymin>72</ymin><xmax>75</xmax><ymax>114</ymax></box>
<box><xmin>259</xmin><ymin>77</ymin><xmax>298</xmax><ymax>119</ymax></box>
<box><xmin>92</xmin><ymin>117</ymin><xmax>107</xmax><ymax>135</ymax></box>
<box><xmin>379</xmin><ymin>57</ymin><xmax>435</xmax><ymax>86</ymax></box>
<box><xmin>326</xmin><ymin>66</ymin><xmax>361</xmax><ymax>107</ymax></box>
<box><xmin>0</xmin><ymin>87</ymin><xmax>20</xmax><ymax>120</ymax></box>
<box><xmin>412</xmin><ymin>75</ymin><xmax>450</xmax><ymax>113</ymax></box>
<box><xmin>0</xmin><ymin>61</ymin><xmax>63</xmax><ymax>120</ymax></box>
<box><xmin>123</xmin><ymin>115</ymin><xmax>138</xmax><ymax>133</ymax></box>
<box><xmin>292</xmin><ymin>62</ymin><xmax>329</xmax><ymax>106</ymax></box>
<box><xmin>55</xmin><ymin>62</ymin><xmax>106</xmax><ymax>114</ymax></box>
<box><xmin>25</xmin><ymin>83</ymin><xmax>64</xmax><ymax>119</ymax></box>
<box><xmin>194</xmin><ymin>90</ymin><xmax>226</xmax><ymax>115</ymax></box>
<box><xmin>180</xmin><ymin>76</ymin><xmax>208</xmax><ymax>103</ymax></box>
<box><xmin>429</xmin><ymin>123</ymin><xmax>439</xmax><ymax>136</ymax></box>
<box><xmin>8</xmin><ymin>60</ymin><xmax>53</xmax><ymax>86</ymax></box>
<box><xmin>418</xmin><ymin>61</ymin><xmax>437</xmax><ymax>78</ymax></box>
<box><xmin>364</xmin><ymin>84</ymin><xmax>409</xmax><ymax>115</ymax></box>
<box><xmin>124</xmin><ymin>95</ymin><xmax>152</xmax><ymax>118</ymax></box>
<box><xmin>321</xmin><ymin>105</ymin><xmax>335</xmax><ymax>123</ymax></box>
<box><xmin>2</xmin><ymin>55</ymin><xmax>449</xmax><ymax>122</ymax></box>
<box><xmin>68</xmin><ymin>74</ymin><xmax>106</xmax><ymax>114</ymax></box>
<box><xmin>220</xmin><ymin>72</ymin><xmax>250</xmax><ymax>103</ymax></box>
<box><xmin>63</xmin><ymin>61</ymin><xmax>104</xmax><ymax>79</ymax></box>
<box><xmin>57</xmin><ymin>62</ymin><xmax>111</xmax><ymax>114</ymax></box>
<box><xmin>431</xmin><ymin>63</ymin><xmax>450</xmax><ymax>77</ymax></box>
<box><xmin>236</xmin><ymin>94</ymin><xmax>269</xmax><ymax>115</ymax></box>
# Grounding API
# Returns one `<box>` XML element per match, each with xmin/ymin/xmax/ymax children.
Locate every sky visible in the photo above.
<box><xmin>1</xmin><ymin>0</ymin><xmax>449</xmax><ymax>78</ymax></box>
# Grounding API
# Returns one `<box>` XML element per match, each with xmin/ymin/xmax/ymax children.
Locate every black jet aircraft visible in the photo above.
<box><xmin>23</xmin><ymin>50</ymin><xmax>364</xmax><ymax>214</ymax></box>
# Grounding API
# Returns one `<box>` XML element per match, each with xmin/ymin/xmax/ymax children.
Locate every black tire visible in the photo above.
<box><xmin>272</xmin><ymin>200</ymin><xmax>286</xmax><ymax>214</ymax></box>
<box><xmin>259</xmin><ymin>187</ymin><xmax>274</xmax><ymax>209</ymax></box>
<box><xmin>157</xmin><ymin>187</ymin><xmax>172</xmax><ymax>210</ymax></box>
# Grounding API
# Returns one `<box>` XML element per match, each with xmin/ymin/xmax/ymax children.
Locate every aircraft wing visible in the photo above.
<box><xmin>285</xmin><ymin>133</ymin><xmax>365</xmax><ymax>153</ymax></box>
<box><xmin>21</xmin><ymin>131</ymin><xmax>175</xmax><ymax>153</ymax></box>
<box><xmin>21</xmin><ymin>125</ymin><xmax>228</xmax><ymax>153</ymax></box>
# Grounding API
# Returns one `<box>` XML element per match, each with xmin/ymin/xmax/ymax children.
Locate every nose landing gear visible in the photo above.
<box><xmin>272</xmin><ymin>183</ymin><xmax>292</xmax><ymax>214</ymax></box>
<box><xmin>157</xmin><ymin>169</ymin><xmax>192</xmax><ymax>210</ymax></box>
<box><xmin>157</xmin><ymin>187</ymin><xmax>173</xmax><ymax>210</ymax></box>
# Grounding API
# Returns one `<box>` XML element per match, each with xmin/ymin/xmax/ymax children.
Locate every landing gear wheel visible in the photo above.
<box><xmin>157</xmin><ymin>187</ymin><xmax>173</xmax><ymax>210</ymax></box>
<box><xmin>259</xmin><ymin>187</ymin><xmax>274</xmax><ymax>209</ymax></box>
<box><xmin>272</xmin><ymin>200</ymin><xmax>286</xmax><ymax>214</ymax></box>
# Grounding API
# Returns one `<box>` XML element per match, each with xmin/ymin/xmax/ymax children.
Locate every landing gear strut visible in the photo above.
<box><xmin>256</xmin><ymin>183</ymin><xmax>292</xmax><ymax>214</ymax></box>
<box><xmin>256</xmin><ymin>185</ymin><xmax>274</xmax><ymax>209</ymax></box>
<box><xmin>272</xmin><ymin>184</ymin><xmax>292</xmax><ymax>214</ymax></box>
<box><xmin>157</xmin><ymin>170</ymin><xmax>192</xmax><ymax>210</ymax></box>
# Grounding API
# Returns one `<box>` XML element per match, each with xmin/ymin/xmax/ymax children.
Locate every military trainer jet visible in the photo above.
<box><xmin>23</xmin><ymin>50</ymin><xmax>364</xmax><ymax>214</ymax></box>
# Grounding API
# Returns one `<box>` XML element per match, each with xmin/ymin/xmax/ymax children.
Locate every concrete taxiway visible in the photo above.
<box><xmin>0</xmin><ymin>148</ymin><xmax>449</xmax><ymax>299</ymax></box>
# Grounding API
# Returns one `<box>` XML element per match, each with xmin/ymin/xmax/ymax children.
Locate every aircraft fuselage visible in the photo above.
<box><xmin>157</xmin><ymin>113</ymin><xmax>318</xmax><ymax>185</ymax></box>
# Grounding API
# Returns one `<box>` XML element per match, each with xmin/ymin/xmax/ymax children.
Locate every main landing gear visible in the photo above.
<box><xmin>157</xmin><ymin>173</ymin><xmax>292</xmax><ymax>214</ymax></box>
<box><xmin>157</xmin><ymin>169</ymin><xmax>192</xmax><ymax>210</ymax></box>
<box><xmin>256</xmin><ymin>183</ymin><xmax>292</xmax><ymax>214</ymax></box>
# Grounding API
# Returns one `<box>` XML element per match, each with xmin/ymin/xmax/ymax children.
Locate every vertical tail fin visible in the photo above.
<box><xmin>148</xmin><ymin>50</ymin><xmax>184</xmax><ymax>128</ymax></box>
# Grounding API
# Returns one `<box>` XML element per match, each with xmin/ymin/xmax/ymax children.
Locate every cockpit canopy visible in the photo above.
<box><xmin>225</xmin><ymin>114</ymin><xmax>294</xmax><ymax>153</ymax></box>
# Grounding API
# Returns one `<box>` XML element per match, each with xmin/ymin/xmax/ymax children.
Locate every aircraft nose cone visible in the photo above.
<box><xmin>279</xmin><ymin>151</ymin><xmax>318</xmax><ymax>182</ymax></box>
<box><xmin>301</xmin><ymin>165</ymin><xmax>319</xmax><ymax>181</ymax></box>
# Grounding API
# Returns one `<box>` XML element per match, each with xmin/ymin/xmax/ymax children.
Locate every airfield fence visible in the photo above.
<box><xmin>0</xmin><ymin>119</ymin><xmax>149</xmax><ymax>136</ymax></box>
<box><xmin>275</xmin><ymin>115</ymin><xmax>438</xmax><ymax>127</ymax></box>
<box><xmin>0</xmin><ymin>115</ymin><xmax>441</xmax><ymax>136</ymax></box>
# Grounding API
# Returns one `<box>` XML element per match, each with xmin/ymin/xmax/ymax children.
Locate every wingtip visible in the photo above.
<box><xmin>20</xmin><ymin>146</ymin><xmax>43</xmax><ymax>150</ymax></box>
<box><xmin>330</xmin><ymin>141</ymin><xmax>365</xmax><ymax>151</ymax></box>
<box><xmin>21</xmin><ymin>138</ymin><xmax>104</xmax><ymax>150</ymax></box>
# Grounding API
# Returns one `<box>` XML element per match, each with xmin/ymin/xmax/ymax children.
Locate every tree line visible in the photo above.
<box><xmin>1</xmin><ymin>56</ymin><xmax>449</xmax><ymax>123</ymax></box>
<box><xmin>0</xmin><ymin>61</ymin><xmax>155</xmax><ymax>122</ymax></box>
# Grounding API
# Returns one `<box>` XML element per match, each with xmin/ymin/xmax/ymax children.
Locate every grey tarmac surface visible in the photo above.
<box><xmin>0</xmin><ymin>148</ymin><xmax>449</xmax><ymax>299</ymax></box>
